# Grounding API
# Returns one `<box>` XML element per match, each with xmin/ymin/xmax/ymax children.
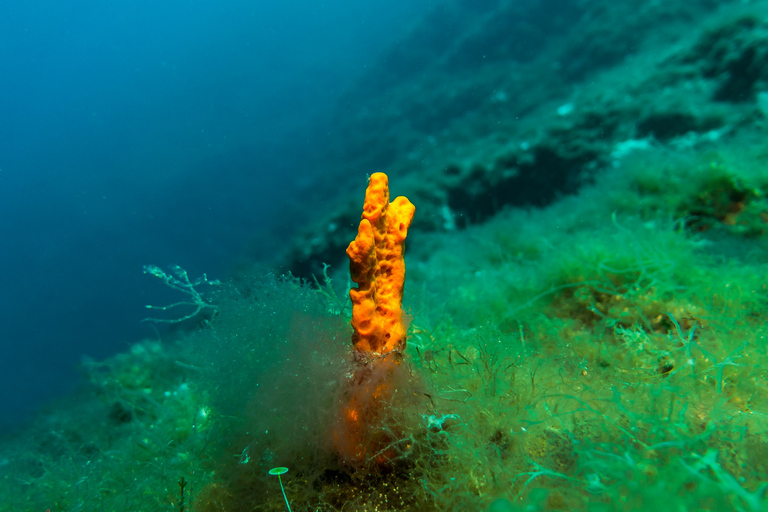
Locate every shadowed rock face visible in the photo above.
<box><xmin>279</xmin><ymin>0</ymin><xmax>764</xmax><ymax>280</ymax></box>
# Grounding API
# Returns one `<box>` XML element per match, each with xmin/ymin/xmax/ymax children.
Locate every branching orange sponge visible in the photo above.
<box><xmin>334</xmin><ymin>172</ymin><xmax>415</xmax><ymax>465</ymax></box>
<box><xmin>346</xmin><ymin>172</ymin><xmax>415</xmax><ymax>358</ymax></box>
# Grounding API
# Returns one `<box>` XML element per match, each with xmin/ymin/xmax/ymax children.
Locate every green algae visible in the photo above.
<box><xmin>2</xmin><ymin>138</ymin><xmax>768</xmax><ymax>511</ymax></box>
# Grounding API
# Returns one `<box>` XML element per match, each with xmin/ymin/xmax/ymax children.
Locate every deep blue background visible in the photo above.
<box><xmin>0</xmin><ymin>0</ymin><xmax>431</xmax><ymax>431</ymax></box>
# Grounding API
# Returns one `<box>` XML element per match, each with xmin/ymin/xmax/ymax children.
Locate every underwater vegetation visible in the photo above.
<box><xmin>4</xmin><ymin>1</ymin><xmax>768</xmax><ymax>509</ymax></box>
<box><xmin>2</xmin><ymin>145</ymin><xmax>768</xmax><ymax>511</ymax></box>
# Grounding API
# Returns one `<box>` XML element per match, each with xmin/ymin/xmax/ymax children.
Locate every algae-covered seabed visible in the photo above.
<box><xmin>4</xmin><ymin>139</ymin><xmax>768</xmax><ymax>512</ymax></box>
<box><xmin>0</xmin><ymin>146</ymin><xmax>768</xmax><ymax>511</ymax></box>
<box><xmin>4</xmin><ymin>1</ymin><xmax>768</xmax><ymax>511</ymax></box>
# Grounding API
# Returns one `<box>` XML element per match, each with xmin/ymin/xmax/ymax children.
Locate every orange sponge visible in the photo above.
<box><xmin>334</xmin><ymin>173</ymin><xmax>415</xmax><ymax>465</ymax></box>
<box><xmin>347</xmin><ymin>172</ymin><xmax>415</xmax><ymax>357</ymax></box>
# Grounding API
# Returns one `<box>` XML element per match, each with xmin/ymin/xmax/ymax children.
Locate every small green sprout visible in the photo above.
<box><xmin>269</xmin><ymin>467</ymin><xmax>292</xmax><ymax>512</ymax></box>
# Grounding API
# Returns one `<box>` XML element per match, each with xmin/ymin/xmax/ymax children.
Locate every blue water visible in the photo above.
<box><xmin>0</xmin><ymin>0</ymin><xmax>431</xmax><ymax>431</ymax></box>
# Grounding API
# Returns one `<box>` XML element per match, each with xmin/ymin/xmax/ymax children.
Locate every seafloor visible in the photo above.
<box><xmin>3</xmin><ymin>0</ymin><xmax>768</xmax><ymax>510</ymax></box>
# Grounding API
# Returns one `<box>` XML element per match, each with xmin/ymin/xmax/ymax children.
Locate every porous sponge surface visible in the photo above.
<box><xmin>347</xmin><ymin>172</ymin><xmax>415</xmax><ymax>356</ymax></box>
